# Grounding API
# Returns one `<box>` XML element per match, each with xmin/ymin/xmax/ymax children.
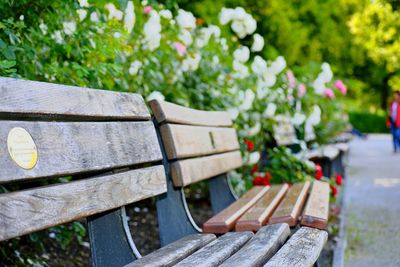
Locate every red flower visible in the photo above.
<box><xmin>315</xmin><ymin>164</ymin><xmax>323</xmax><ymax>180</ymax></box>
<box><xmin>330</xmin><ymin>185</ymin><xmax>338</xmax><ymax>197</ymax></box>
<box><xmin>244</xmin><ymin>139</ymin><xmax>255</xmax><ymax>152</ymax></box>
<box><xmin>335</xmin><ymin>174</ymin><xmax>343</xmax><ymax>186</ymax></box>
<box><xmin>251</xmin><ymin>164</ymin><xmax>259</xmax><ymax>174</ymax></box>
<box><xmin>253</xmin><ymin>175</ymin><xmax>263</xmax><ymax>186</ymax></box>
<box><xmin>262</xmin><ymin>172</ymin><xmax>272</xmax><ymax>186</ymax></box>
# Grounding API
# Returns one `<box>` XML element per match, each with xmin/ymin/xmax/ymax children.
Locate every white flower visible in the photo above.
<box><xmin>263</xmin><ymin>103</ymin><xmax>277</xmax><ymax>118</ymax></box>
<box><xmin>251</xmin><ymin>56</ymin><xmax>267</xmax><ymax>75</ymax></box>
<box><xmin>239</xmin><ymin>89</ymin><xmax>255</xmax><ymax>111</ymax></box>
<box><xmin>232</xmin><ymin>60</ymin><xmax>249</xmax><ymax>79</ymax></box>
<box><xmin>292</xmin><ymin>113</ymin><xmax>306</xmax><ymax>126</ymax></box>
<box><xmin>242</xmin><ymin>122</ymin><xmax>261</xmax><ymax>137</ymax></box>
<box><xmin>247</xmin><ymin>152</ymin><xmax>260</xmax><ymax>165</ymax></box>
<box><xmin>143</xmin><ymin>10</ymin><xmax>161</xmax><ymax>51</ymax></box>
<box><xmin>182</xmin><ymin>53</ymin><xmax>201</xmax><ymax>71</ymax></box>
<box><xmin>114</xmin><ymin>32</ymin><xmax>122</xmax><ymax>39</ymax></box>
<box><xmin>39</xmin><ymin>21</ymin><xmax>48</xmax><ymax>34</ymax></box>
<box><xmin>129</xmin><ymin>60</ymin><xmax>142</xmax><ymax>75</ymax></box>
<box><xmin>63</xmin><ymin>21</ymin><xmax>76</xmax><ymax>35</ymax></box>
<box><xmin>77</xmin><ymin>9</ymin><xmax>87</xmax><ymax>21</ymax></box>
<box><xmin>227</xmin><ymin>108</ymin><xmax>239</xmax><ymax>120</ymax></box>
<box><xmin>51</xmin><ymin>31</ymin><xmax>63</xmax><ymax>44</ymax></box>
<box><xmin>269</xmin><ymin>56</ymin><xmax>286</xmax><ymax>75</ymax></box>
<box><xmin>313</xmin><ymin>63</ymin><xmax>333</xmax><ymax>94</ymax></box>
<box><xmin>176</xmin><ymin>9</ymin><xmax>196</xmax><ymax>30</ymax></box>
<box><xmin>90</xmin><ymin>12</ymin><xmax>99</xmax><ymax>22</ymax></box>
<box><xmin>219</xmin><ymin>7</ymin><xmax>234</xmax><ymax>25</ymax></box>
<box><xmin>308</xmin><ymin>105</ymin><xmax>322</xmax><ymax>126</ymax></box>
<box><xmin>160</xmin><ymin>10</ymin><xmax>172</xmax><ymax>19</ymax></box>
<box><xmin>89</xmin><ymin>38</ymin><xmax>96</xmax><ymax>48</ymax></box>
<box><xmin>262</xmin><ymin>72</ymin><xmax>277</xmax><ymax>87</ymax></box>
<box><xmin>105</xmin><ymin>3</ymin><xmax>123</xmax><ymax>21</ymax></box>
<box><xmin>196</xmin><ymin>25</ymin><xmax>221</xmax><ymax>48</ymax></box>
<box><xmin>233</xmin><ymin>46</ymin><xmax>250</xmax><ymax>63</ymax></box>
<box><xmin>251</xmin><ymin>33</ymin><xmax>264</xmax><ymax>52</ymax></box>
<box><xmin>123</xmin><ymin>1</ymin><xmax>135</xmax><ymax>34</ymax></box>
<box><xmin>179</xmin><ymin>30</ymin><xmax>193</xmax><ymax>46</ymax></box>
<box><xmin>147</xmin><ymin>91</ymin><xmax>165</xmax><ymax>102</ymax></box>
<box><xmin>19</xmin><ymin>15</ymin><xmax>24</xmax><ymax>21</ymax></box>
<box><xmin>219</xmin><ymin>7</ymin><xmax>256</xmax><ymax>38</ymax></box>
<box><xmin>78</xmin><ymin>0</ymin><xmax>89</xmax><ymax>7</ymax></box>
<box><xmin>256</xmin><ymin>86</ymin><xmax>269</xmax><ymax>100</ymax></box>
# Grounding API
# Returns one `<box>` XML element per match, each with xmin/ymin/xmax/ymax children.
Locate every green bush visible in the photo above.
<box><xmin>349</xmin><ymin>111</ymin><xmax>388</xmax><ymax>133</ymax></box>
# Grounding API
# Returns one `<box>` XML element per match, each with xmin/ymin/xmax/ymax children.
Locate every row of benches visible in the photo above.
<box><xmin>0</xmin><ymin>77</ymin><xmax>340</xmax><ymax>266</ymax></box>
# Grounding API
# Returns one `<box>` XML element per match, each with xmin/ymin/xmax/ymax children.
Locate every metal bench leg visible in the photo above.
<box><xmin>88</xmin><ymin>207</ymin><xmax>139</xmax><ymax>267</ymax></box>
<box><xmin>208</xmin><ymin>174</ymin><xmax>238</xmax><ymax>214</ymax></box>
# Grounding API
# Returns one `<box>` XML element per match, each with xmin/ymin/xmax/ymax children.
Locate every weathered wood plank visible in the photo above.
<box><xmin>0</xmin><ymin>77</ymin><xmax>150</xmax><ymax>120</ymax></box>
<box><xmin>170</xmin><ymin>151</ymin><xmax>242</xmax><ymax>187</ymax></box>
<box><xmin>300</xmin><ymin>181</ymin><xmax>330</xmax><ymax>230</ymax></box>
<box><xmin>159</xmin><ymin>124</ymin><xmax>239</xmax><ymax>160</ymax></box>
<box><xmin>269</xmin><ymin>182</ymin><xmax>310</xmax><ymax>227</ymax></box>
<box><xmin>149</xmin><ymin>100</ymin><xmax>232</xmax><ymax>127</ymax></box>
<box><xmin>220</xmin><ymin>224</ymin><xmax>290</xmax><ymax>267</ymax></box>
<box><xmin>0</xmin><ymin>166</ymin><xmax>166</xmax><ymax>241</ymax></box>
<box><xmin>125</xmin><ymin>234</ymin><xmax>216</xmax><ymax>267</ymax></box>
<box><xmin>236</xmin><ymin>184</ymin><xmax>289</xmax><ymax>232</ymax></box>
<box><xmin>264</xmin><ymin>227</ymin><xmax>328</xmax><ymax>267</ymax></box>
<box><xmin>174</xmin><ymin>231</ymin><xmax>253</xmax><ymax>267</ymax></box>
<box><xmin>0</xmin><ymin>121</ymin><xmax>162</xmax><ymax>183</ymax></box>
<box><xmin>203</xmin><ymin>186</ymin><xmax>269</xmax><ymax>233</ymax></box>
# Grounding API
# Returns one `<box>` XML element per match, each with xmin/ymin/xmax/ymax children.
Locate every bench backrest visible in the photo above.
<box><xmin>0</xmin><ymin>77</ymin><xmax>167</xmax><ymax>242</ymax></box>
<box><xmin>149</xmin><ymin>100</ymin><xmax>243</xmax><ymax>187</ymax></box>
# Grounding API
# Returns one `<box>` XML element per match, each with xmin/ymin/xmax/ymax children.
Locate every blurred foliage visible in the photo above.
<box><xmin>349</xmin><ymin>111</ymin><xmax>388</xmax><ymax>133</ymax></box>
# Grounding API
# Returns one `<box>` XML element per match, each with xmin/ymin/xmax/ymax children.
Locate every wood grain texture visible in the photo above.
<box><xmin>159</xmin><ymin>124</ymin><xmax>239</xmax><ymax>160</ymax></box>
<box><xmin>0</xmin><ymin>166</ymin><xmax>166</xmax><ymax>241</ymax></box>
<box><xmin>203</xmin><ymin>186</ymin><xmax>269</xmax><ymax>233</ymax></box>
<box><xmin>236</xmin><ymin>184</ymin><xmax>289</xmax><ymax>232</ymax></box>
<box><xmin>269</xmin><ymin>182</ymin><xmax>310</xmax><ymax>227</ymax></box>
<box><xmin>264</xmin><ymin>227</ymin><xmax>328</xmax><ymax>267</ymax></box>
<box><xmin>0</xmin><ymin>77</ymin><xmax>149</xmax><ymax>120</ymax></box>
<box><xmin>149</xmin><ymin>100</ymin><xmax>232</xmax><ymax>127</ymax></box>
<box><xmin>300</xmin><ymin>181</ymin><xmax>330</xmax><ymax>230</ymax></box>
<box><xmin>125</xmin><ymin>234</ymin><xmax>216</xmax><ymax>267</ymax></box>
<box><xmin>0</xmin><ymin>121</ymin><xmax>162</xmax><ymax>183</ymax></box>
<box><xmin>174</xmin><ymin>231</ymin><xmax>253</xmax><ymax>267</ymax></box>
<box><xmin>170</xmin><ymin>151</ymin><xmax>242</xmax><ymax>187</ymax></box>
<box><xmin>220</xmin><ymin>224</ymin><xmax>290</xmax><ymax>267</ymax></box>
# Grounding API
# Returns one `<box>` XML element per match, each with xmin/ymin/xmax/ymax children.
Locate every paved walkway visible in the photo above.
<box><xmin>345</xmin><ymin>134</ymin><xmax>400</xmax><ymax>267</ymax></box>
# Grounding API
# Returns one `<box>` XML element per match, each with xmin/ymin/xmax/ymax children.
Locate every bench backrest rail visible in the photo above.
<box><xmin>0</xmin><ymin>77</ymin><xmax>167</xmax><ymax>267</ymax></box>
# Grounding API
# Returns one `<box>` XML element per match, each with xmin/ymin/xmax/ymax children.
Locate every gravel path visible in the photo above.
<box><xmin>345</xmin><ymin>134</ymin><xmax>400</xmax><ymax>267</ymax></box>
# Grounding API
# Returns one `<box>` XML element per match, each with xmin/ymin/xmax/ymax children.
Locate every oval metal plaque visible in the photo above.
<box><xmin>7</xmin><ymin>127</ymin><xmax>38</xmax><ymax>170</ymax></box>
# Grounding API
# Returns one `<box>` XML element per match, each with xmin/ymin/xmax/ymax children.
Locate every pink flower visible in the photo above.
<box><xmin>324</xmin><ymin>88</ymin><xmax>335</xmax><ymax>99</ymax></box>
<box><xmin>144</xmin><ymin>6</ymin><xmax>152</xmax><ymax>14</ymax></box>
<box><xmin>173</xmin><ymin>42</ymin><xmax>186</xmax><ymax>56</ymax></box>
<box><xmin>298</xmin><ymin>83</ymin><xmax>306</xmax><ymax>97</ymax></box>
<box><xmin>335</xmin><ymin>80</ymin><xmax>347</xmax><ymax>95</ymax></box>
<box><xmin>286</xmin><ymin>70</ymin><xmax>296</xmax><ymax>88</ymax></box>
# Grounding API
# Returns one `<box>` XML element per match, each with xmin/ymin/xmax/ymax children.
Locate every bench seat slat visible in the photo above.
<box><xmin>300</xmin><ymin>181</ymin><xmax>330</xmax><ymax>230</ymax></box>
<box><xmin>0</xmin><ymin>165</ymin><xmax>166</xmax><ymax>241</ymax></box>
<box><xmin>174</xmin><ymin>232</ymin><xmax>253</xmax><ymax>267</ymax></box>
<box><xmin>0</xmin><ymin>77</ymin><xmax>149</xmax><ymax>120</ymax></box>
<box><xmin>203</xmin><ymin>186</ymin><xmax>269</xmax><ymax>233</ymax></box>
<box><xmin>0</xmin><ymin>121</ymin><xmax>162</xmax><ymax>183</ymax></box>
<box><xmin>269</xmin><ymin>182</ymin><xmax>310</xmax><ymax>227</ymax></box>
<box><xmin>264</xmin><ymin>227</ymin><xmax>328</xmax><ymax>267</ymax></box>
<box><xmin>125</xmin><ymin>234</ymin><xmax>216</xmax><ymax>267</ymax></box>
<box><xmin>220</xmin><ymin>224</ymin><xmax>290</xmax><ymax>267</ymax></box>
<box><xmin>149</xmin><ymin>100</ymin><xmax>232</xmax><ymax>127</ymax></box>
<box><xmin>159</xmin><ymin>124</ymin><xmax>240</xmax><ymax>160</ymax></box>
<box><xmin>170</xmin><ymin>151</ymin><xmax>242</xmax><ymax>187</ymax></box>
<box><xmin>236</xmin><ymin>184</ymin><xmax>289</xmax><ymax>231</ymax></box>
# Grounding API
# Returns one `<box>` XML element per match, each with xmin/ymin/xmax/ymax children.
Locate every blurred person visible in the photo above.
<box><xmin>387</xmin><ymin>90</ymin><xmax>400</xmax><ymax>152</ymax></box>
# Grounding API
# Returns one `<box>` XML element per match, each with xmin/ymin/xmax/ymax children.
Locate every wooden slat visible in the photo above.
<box><xmin>264</xmin><ymin>227</ymin><xmax>328</xmax><ymax>267</ymax></box>
<box><xmin>174</xmin><ymin>232</ymin><xmax>253</xmax><ymax>267</ymax></box>
<box><xmin>0</xmin><ymin>166</ymin><xmax>166</xmax><ymax>241</ymax></box>
<box><xmin>301</xmin><ymin>181</ymin><xmax>330</xmax><ymax>230</ymax></box>
<box><xmin>203</xmin><ymin>186</ymin><xmax>269</xmax><ymax>233</ymax></box>
<box><xmin>170</xmin><ymin>151</ymin><xmax>242</xmax><ymax>187</ymax></box>
<box><xmin>269</xmin><ymin>182</ymin><xmax>310</xmax><ymax>227</ymax></box>
<box><xmin>125</xmin><ymin>234</ymin><xmax>216</xmax><ymax>267</ymax></box>
<box><xmin>0</xmin><ymin>121</ymin><xmax>162</xmax><ymax>183</ymax></box>
<box><xmin>159</xmin><ymin>124</ymin><xmax>239</xmax><ymax>160</ymax></box>
<box><xmin>236</xmin><ymin>184</ymin><xmax>289</xmax><ymax>232</ymax></box>
<box><xmin>220</xmin><ymin>224</ymin><xmax>290</xmax><ymax>267</ymax></box>
<box><xmin>0</xmin><ymin>77</ymin><xmax>150</xmax><ymax>120</ymax></box>
<box><xmin>149</xmin><ymin>100</ymin><xmax>232</xmax><ymax>127</ymax></box>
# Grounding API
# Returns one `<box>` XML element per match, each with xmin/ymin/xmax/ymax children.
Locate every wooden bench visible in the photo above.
<box><xmin>1</xmin><ymin>78</ymin><xmax>329</xmax><ymax>267</ymax></box>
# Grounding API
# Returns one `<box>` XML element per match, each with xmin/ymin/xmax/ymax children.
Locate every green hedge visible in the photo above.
<box><xmin>349</xmin><ymin>111</ymin><xmax>388</xmax><ymax>133</ymax></box>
